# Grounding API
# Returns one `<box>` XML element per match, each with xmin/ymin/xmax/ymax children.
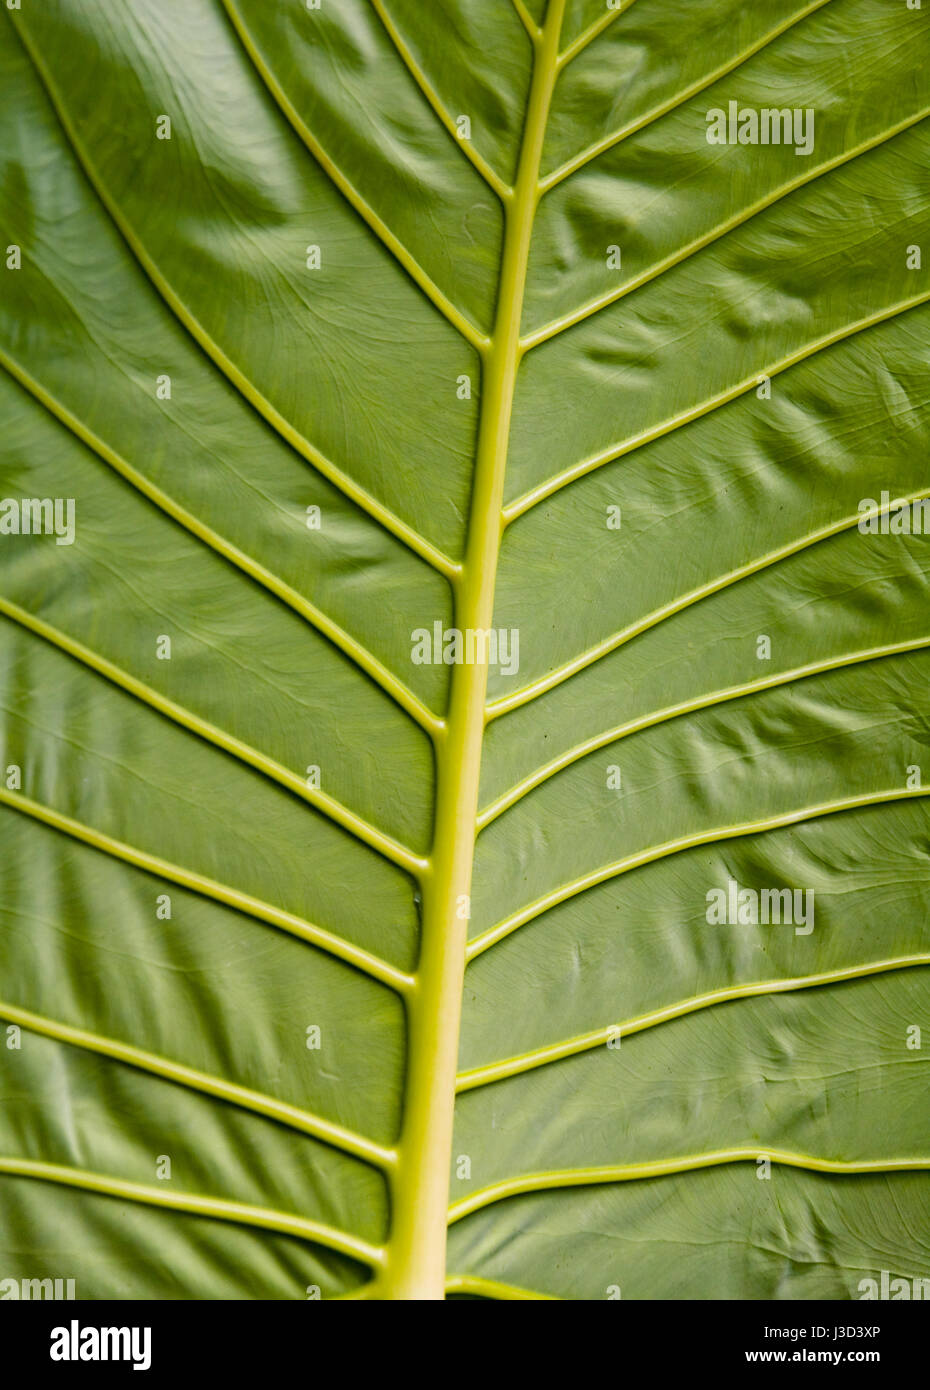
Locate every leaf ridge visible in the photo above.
<box><xmin>523</xmin><ymin>109</ymin><xmax>930</xmax><ymax>352</ymax></box>
<box><xmin>506</xmin><ymin>290</ymin><xmax>930</xmax><ymax>520</ymax></box>
<box><xmin>0</xmin><ymin>595</ymin><xmax>425</xmax><ymax>875</ymax></box>
<box><xmin>0</xmin><ymin>1001</ymin><xmax>394</xmax><ymax>1169</ymax></box>
<box><xmin>0</xmin><ymin>790</ymin><xmax>413</xmax><ymax>994</ymax></box>
<box><xmin>0</xmin><ymin>1158</ymin><xmax>385</xmax><ymax>1268</ymax></box>
<box><xmin>8</xmin><ymin>14</ymin><xmax>457</xmax><ymax>579</ymax></box>
<box><xmin>219</xmin><ymin>0</ymin><xmax>491</xmax><ymax>352</ymax></box>
<box><xmin>0</xmin><ymin>350</ymin><xmax>442</xmax><ymax>740</ymax></box>
<box><xmin>448</xmin><ymin>1151</ymin><xmax>930</xmax><ymax>1224</ymax></box>
<box><xmin>456</xmin><ymin>957</ymin><xmax>930</xmax><ymax>1090</ymax></box>
<box><xmin>467</xmin><ymin>786</ymin><xmax>930</xmax><ymax>960</ymax></box>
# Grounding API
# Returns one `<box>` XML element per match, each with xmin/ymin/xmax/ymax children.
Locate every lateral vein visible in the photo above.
<box><xmin>445</xmin><ymin>1273</ymin><xmax>558</xmax><ymax>1299</ymax></box>
<box><xmin>0</xmin><ymin>789</ymin><xmax>413</xmax><ymax>994</ymax></box>
<box><xmin>511</xmin><ymin>0</ymin><xmax>541</xmax><ymax>43</ymax></box>
<box><xmin>0</xmin><ymin>596</ymin><xmax>426</xmax><ymax>875</ymax></box>
<box><xmin>480</xmin><ymin>635</ymin><xmax>930</xmax><ymax>828</ymax></box>
<box><xmin>9</xmin><ymin>16</ymin><xmax>458</xmax><ymax>581</ymax></box>
<box><xmin>506</xmin><ymin>291</ymin><xmax>930</xmax><ymax>521</ymax></box>
<box><xmin>541</xmin><ymin>0</ymin><xmax>834</xmax><ymax>192</ymax></box>
<box><xmin>0</xmin><ymin>1001</ymin><xmax>395</xmax><ymax>1169</ymax></box>
<box><xmin>0</xmin><ymin>1158</ymin><xmax>385</xmax><ymax>1267</ymax></box>
<box><xmin>219</xmin><ymin>0</ymin><xmax>490</xmax><ymax>354</ymax></box>
<box><xmin>467</xmin><ymin>787</ymin><xmax>930</xmax><ymax>960</ymax></box>
<box><xmin>456</xmin><ymin>956</ymin><xmax>930</xmax><ymax>1090</ymax></box>
<box><xmin>448</xmin><ymin>1151</ymin><xmax>930</xmax><ymax>1223</ymax></box>
<box><xmin>485</xmin><ymin>490</ymin><xmax>930</xmax><ymax>725</ymax></box>
<box><xmin>0</xmin><ymin>350</ymin><xmax>442</xmax><ymax>743</ymax></box>
<box><xmin>369</xmin><ymin>0</ymin><xmax>512</xmax><ymax>202</ymax></box>
<box><xmin>524</xmin><ymin>109</ymin><xmax>930</xmax><ymax>351</ymax></box>
<box><xmin>557</xmin><ymin>0</ymin><xmax>640</xmax><ymax>71</ymax></box>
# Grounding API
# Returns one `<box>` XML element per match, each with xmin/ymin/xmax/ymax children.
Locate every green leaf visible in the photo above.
<box><xmin>1</xmin><ymin>0</ymin><xmax>928</xmax><ymax>1301</ymax></box>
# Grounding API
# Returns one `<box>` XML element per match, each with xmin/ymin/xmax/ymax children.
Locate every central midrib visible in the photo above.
<box><xmin>377</xmin><ymin>0</ymin><xmax>568</xmax><ymax>1300</ymax></box>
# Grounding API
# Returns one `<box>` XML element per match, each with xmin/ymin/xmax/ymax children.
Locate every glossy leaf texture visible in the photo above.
<box><xmin>0</xmin><ymin>0</ymin><xmax>928</xmax><ymax>1301</ymax></box>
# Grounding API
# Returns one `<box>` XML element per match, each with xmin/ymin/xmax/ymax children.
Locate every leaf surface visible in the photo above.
<box><xmin>0</xmin><ymin>0</ymin><xmax>928</xmax><ymax>1300</ymax></box>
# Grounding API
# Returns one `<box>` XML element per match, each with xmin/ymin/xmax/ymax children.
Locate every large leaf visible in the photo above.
<box><xmin>1</xmin><ymin>0</ymin><xmax>928</xmax><ymax>1301</ymax></box>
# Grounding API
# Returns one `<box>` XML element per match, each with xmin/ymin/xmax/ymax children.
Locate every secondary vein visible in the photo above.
<box><xmin>524</xmin><ymin>109</ymin><xmax>930</xmax><ymax>352</ymax></box>
<box><xmin>9</xmin><ymin>15</ymin><xmax>458</xmax><ymax>581</ymax></box>
<box><xmin>448</xmin><ymin>1150</ymin><xmax>930</xmax><ymax>1223</ymax></box>
<box><xmin>506</xmin><ymin>291</ymin><xmax>930</xmax><ymax>521</ymax></box>
<box><xmin>0</xmin><ymin>350</ymin><xmax>442</xmax><ymax>742</ymax></box>
<box><xmin>369</xmin><ymin>0</ymin><xmax>512</xmax><ymax>203</ymax></box>
<box><xmin>479</xmin><ymin>635</ymin><xmax>930</xmax><ymax>829</ymax></box>
<box><xmin>0</xmin><ymin>595</ymin><xmax>425</xmax><ymax>877</ymax></box>
<box><xmin>456</xmin><ymin>956</ymin><xmax>930</xmax><ymax>1090</ymax></box>
<box><xmin>219</xmin><ymin>0</ymin><xmax>491</xmax><ymax>354</ymax></box>
<box><xmin>0</xmin><ymin>1158</ymin><xmax>385</xmax><ymax>1268</ymax></box>
<box><xmin>467</xmin><ymin>787</ymin><xmax>930</xmax><ymax>960</ymax></box>
<box><xmin>540</xmin><ymin>0</ymin><xmax>834</xmax><ymax>193</ymax></box>
<box><xmin>557</xmin><ymin>0</ymin><xmax>640</xmax><ymax>71</ymax></box>
<box><xmin>0</xmin><ymin>1001</ymin><xmax>395</xmax><ymax>1169</ymax></box>
<box><xmin>0</xmin><ymin>789</ymin><xmax>413</xmax><ymax>994</ymax></box>
<box><xmin>485</xmin><ymin>490</ymin><xmax>930</xmax><ymax>726</ymax></box>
